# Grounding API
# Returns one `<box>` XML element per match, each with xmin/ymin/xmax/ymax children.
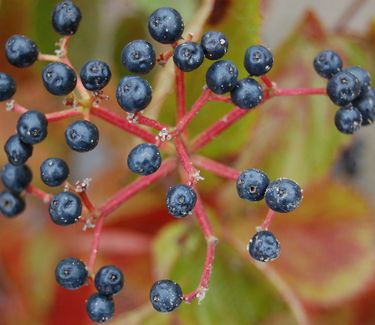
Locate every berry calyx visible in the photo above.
<box><xmin>94</xmin><ymin>265</ymin><xmax>124</xmax><ymax>297</ymax></box>
<box><xmin>80</xmin><ymin>60</ymin><xmax>111</xmax><ymax>91</ymax></box>
<box><xmin>121</xmin><ymin>40</ymin><xmax>156</xmax><ymax>74</ymax></box>
<box><xmin>244</xmin><ymin>45</ymin><xmax>273</xmax><ymax>76</ymax></box>
<box><xmin>236</xmin><ymin>168</ymin><xmax>269</xmax><ymax>201</ymax></box>
<box><xmin>248</xmin><ymin>230</ymin><xmax>280</xmax><ymax>262</ymax></box>
<box><xmin>127</xmin><ymin>143</ymin><xmax>162</xmax><ymax>176</ymax></box>
<box><xmin>40</xmin><ymin>158</ymin><xmax>70</xmax><ymax>187</ymax></box>
<box><xmin>5</xmin><ymin>35</ymin><xmax>39</xmax><ymax>68</ymax></box>
<box><xmin>166</xmin><ymin>184</ymin><xmax>197</xmax><ymax>217</ymax></box>
<box><xmin>65</xmin><ymin>120</ymin><xmax>99</xmax><ymax>152</ymax></box>
<box><xmin>149</xmin><ymin>279</ymin><xmax>183</xmax><ymax>312</ymax></box>
<box><xmin>16</xmin><ymin>110</ymin><xmax>48</xmax><ymax>145</ymax></box>
<box><xmin>49</xmin><ymin>191</ymin><xmax>82</xmax><ymax>225</ymax></box>
<box><xmin>52</xmin><ymin>1</ymin><xmax>82</xmax><ymax>36</ymax></box>
<box><xmin>55</xmin><ymin>257</ymin><xmax>88</xmax><ymax>289</ymax></box>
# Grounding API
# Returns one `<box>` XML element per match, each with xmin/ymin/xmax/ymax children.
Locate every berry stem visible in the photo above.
<box><xmin>173</xmin><ymin>137</ymin><xmax>199</xmax><ymax>185</ymax></box>
<box><xmin>272</xmin><ymin>87</ymin><xmax>326</xmax><ymax>97</ymax></box>
<box><xmin>136</xmin><ymin>113</ymin><xmax>168</xmax><ymax>131</ymax></box>
<box><xmin>208</xmin><ymin>93</ymin><xmax>232</xmax><ymax>104</ymax></box>
<box><xmin>46</xmin><ymin>108</ymin><xmax>82</xmax><ymax>122</ymax></box>
<box><xmin>26</xmin><ymin>184</ymin><xmax>52</xmax><ymax>203</ymax></box>
<box><xmin>37</xmin><ymin>53</ymin><xmax>61</xmax><ymax>62</ymax></box>
<box><xmin>192</xmin><ymin>155</ymin><xmax>240</xmax><ymax>180</ymax></box>
<box><xmin>175</xmin><ymin>66</ymin><xmax>186</xmax><ymax>122</ymax></box>
<box><xmin>261</xmin><ymin>209</ymin><xmax>276</xmax><ymax>230</ymax></box>
<box><xmin>11</xmin><ymin>103</ymin><xmax>28</xmax><ymax>114</ymax></box>
<box><xmin>90</xmin><ymin>106</ymin><xmax>156</xmax><ymax>144</ymax></box>
<box><xmin>260</xmin><ymin>75</ymin><xmax>274</xmax><ymax>89</ymax></box>
<box><xmin>79</xmin><ymin>191</ymin><xmax>96</xmax><ymax>213</ymax></box>
<box><xmin>87</xmin><ymin>213</ymin><xmax>105</xmax><ymax>275</ymax></box>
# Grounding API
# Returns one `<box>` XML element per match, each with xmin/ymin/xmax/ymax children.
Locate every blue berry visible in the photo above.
<box><xmin>40</xmin><ymin>158</ymin><xmax>70</xmax><ymax>187</ymax></box>
<box><xmin>248</xmin><ymin>230</ymin><xmax>280</xmax><ymax>262</ymax></box>
<box><xmin>326</xmin><ymin>71</ymin><xmax>361</xmax><ymax>106</ymax></box>
<box><xmin>127</xmin><ymin>143</ymin><xmax>162</xmax><ymax>176</ymax></box>
<box><xmin>86</xmin><ymin>293</ymin><xmax>115</xmax><ymax>323</ymax></box>
<box><xmin>0</xmin><ymin>73</ymin><xmax>16</xmax><ymax>101</ymax></box>
<box><xmin>42</xmin><ymin>62</ymin><xmax>77</xmax><ymax>96</ymax></box>
<box><xmin>94</xmin><ymin>265</ymin><xmax>124</xmax><ymax>296</ymax></box>
<box><xmin>65</xmin><ymin>120</ymin><xmax>99</xmax><ymax>152</ymax></box>
<box><xmin>334</xmin><ymin>106</ymin><xmax>362</xmax><ymax>134</ymax></box>
<box><xmin>205</xmin><ymin>60</ymin><xmax>238</xmax><ymax>94</ymax></box>
<box><xmin>344</xmin><ymin>66</ymin><xmax>371</xmax><ymax>94</ymax></box>
<box><xmin>230</xmin><ymin>78</ymin><xmax>263</xmax><ymax>109</ymax></box>
<box><xmin>1</xmin><ymin>163</ymin><xmax>32</xmax><ymax>194</ymax></box>
<box><xmin>55</xmin><ymin>257</ymin><xmax>88</xmax><ymax>289</ymax></box>
<box><xmin>5</xmin><ymin>35</ymin><xmax>38</xmax><ymax>68</ymax></box>
<box><xmin>116</xmin><ymin>76</ymin><xmax>152</xmax><ymax>113</ymax></box>
<box><xmin>166</xmin><ymin>184</ymin><xmax>197</xmax><ymax>217</ymax></box>
<box><xmin>148</xmin><ymin>7</ymin><xmax>184</xmax><ymax>44</ymax></box>
<box><xmin>121</xmin><ymin>40</ymin><xmax>156</xmax><ymax>74</ymax></box>
<box><xmin>173</xmin><ymin>42</ymin><xmax>204</xmax><ymax>72</ymax></box>
<box><xmin>201</xmin><ymin>31</ymin><xmax>228</xmax><ymax>60</ymax></box>
<box><xmin>80</xmin><ymin>60</ymin><xmax>111</xmax><ymax>91</ymax></box>
<box><xmin>244</xmin><ymin>45</ymin><xmax>273</xmax><ymax>76</ymax></box>
<box><xmin>16</xmin><ymin>110</ymin><xmax>48</xmax><ymax>144</ymax></box>
<box><xmin>49</xmin><ymin>191</ymin><xmax>82</xmax><ymax>225</ymax></box>
<box><xmin>149</xmin><ymin>279</ymin><xmax>183</xmax><ymax>312</ymax></box>
<box><xmin>4</xmin><ymin>134</ymin><xmax>33</xmax><ymax>166</ymax></box>
<box><xmin>313</xmin><ymin>50</ymin><xmax>342</xmax><ymax>79</ymax></box>
<box><xmin>236</xmin><ymin>168</ymin><xmax>269</xmax><ymax>201</ymax></box>
<box><xmin>0</xmin><ymin>191</ymin><xmax>25</xmax><ymax>218</ymax></box>
<box><xmin>52</xmin><ymin>1</ymin><xmax>82</xmax><ymax>36</ymax></box>
<box><xmin>265</xmin><ymin>178</ymin><xmax>303</xmax><ymax>213</ymax></box>
<box><xmin>353</xmin><ymin>88</ymin><xmax>375</xmax><ymax>125</ymax></box>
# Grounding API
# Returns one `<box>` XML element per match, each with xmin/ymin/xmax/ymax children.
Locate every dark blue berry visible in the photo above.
<box><xmin>121</xmin><ymin>40</ymin><xmax>156</xmax><ymax>74</ymax></box>
<box><xmin>353</xmin><ymin>88</ymin><xmax>375</xmax><ymax>125</ymax></box>
<box><xmin>65</xmin><ymin>120</ymin><xmax>99</xmax><ymax>152</ymax></box>
<box><xmin>205</xmin><ymin>60</ymin><xmax>238</xmax><ymax>94</ymax></box>
<box><xmin>94</xmin><ymin>265</ymin><xmax>124</xmax><ymax>296</ymax></box>
<box><xmin>148</xmin><ymin>7</ymin><xmax>184</xmax><ymax>44</ymax></box>
<box><xmin>230</xmin><ymin>78</ymin><xmax>263</xmax><ymax>109</ymax></box>
<box><xmin>116</xmin><ymin>76</ymin><xmax>152</xmax><ymax>113</ymax></box>
<box><xmin>265</xmin><ymin>178</ymin><xmax>303</xmax><ymax>213</ymax></box>
<box><xmin>236</xmin><ymin>168</ymin><xmax>269</xmax><ymax>201</ymax></box>
<box><xmin>166</xmin><ymin>184</ymin><xmax>197</xmax><ymax>217</ymax></box>
<box><xmin>52</xmin><ymin>1</ymin><xmax>82</xmax><ymax>36</ymax></box>
<box><xmin>248</xmin><ymin>230</ymin><xmax>280</xmax><ymax>262</ymax></box>
<box><xmin>1</xmin><ymin>163</ymin><xmax>32</xmax><ymax>194</ymax></box>
<box><xmin>173</xmin><ymin>42</ymin><xmax>204</xmax><ymax>72</ymax></box>
<box><xmin>149</xmin><ymin>279</ymin><xmax>183</xmax><ymax>312</ymax></box>
<box><xmin>127</xmin><ymin>143</ymin><xmax>162</xmax><ymax>176</ymax></box>
<box><xmin>55</xmin><ymin>257</ymin><xmax>88</xmax><ymax>289</ymax></box>
<box><xmin>326</xmin><ymin>71</ymin><xmax>361</xmax><ymax>106</ymax></box>
<box><xmin>16</xmin><ymin>110</ymin><xmax>48</xmax><ymax>144</ymax></box>
<box><xmin>49</xmin><ymin>191</ymin><xmax>82</xmax><ymax>225</ymax></box>
<box><xmin>201</xmin><ymin>31</ymin><xmax>228</xmax><ymax>60</ymax></box>
<box><xmin>40</xmin><ymin>158</ymin><xmax>70</xmax><ymax>187</ymax></box>
<box><xmin>344</xmin><ymin>66</ymin><xmax>371</xmax><ymax>94</ymax></box>
<box><xmin>86</xmin><ymin>293</ymin><xmax>115</xmax><ymax>323</ymax></box>
<box><xmin>5</xmin><ymin>35</ymin><xmax>38</xmax><ymax>68</ymax></box>
<box><xmin>244</xmin><ymin>45</ymin><xmax>273</xmax><ymax>76</ymax></box>
<box><xmin>0</xmin><ymin>73</ymin><xmax>16</xmax><ymax>101</ymax></box>
<box><xmin>80</xmin><ymin>60</ymin><xmax>111</xmax><ymax>91</ymax></box>
<box><xmin>334</xmin><ymin>106</ymin><xmax>362</xmax><ymax>134</ymax></box>
<box><xmin>42</xmin><ymin>62</ymin><xmax>77</xmax><ymax>96</ymax></box>
<box><xmin>4</xmin><ymin>134</ymin><xmax>33</xmax><ymax>166</ymax></box>
<box><xmin>0</xmin><ymin>191</ymin><xmax>25</xmax><ymax>218</ymax></box>
<box><xmin>313</xmin><ymin>50</ymin><xmax>342</xmax><ymax>79</ymax></box>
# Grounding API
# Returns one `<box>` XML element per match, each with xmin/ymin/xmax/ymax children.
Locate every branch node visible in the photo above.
<box><xmin>5</xmin><ymin>99</ymin><xmax>15</xmax><ymax>111</ymax></box>
<box><xmin>127</xmin><ymin>113</ymin><xmax>138</xmax><ymax>124</ymax></box>
<box><xmin>157</xmin><ymin>128</ymin><xmax>172</xmax><ymax>142</ymax></box>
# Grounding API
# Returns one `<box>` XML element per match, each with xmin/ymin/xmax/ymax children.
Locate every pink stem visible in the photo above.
<box><xmin>79</xmin><ymin>191</ymin><xmax>96</xmax><ymax>213</ymax></box>
<box><xmin>87</xmin><ymin>213</ymin><xmax>105</xmax><ymax>275</ymax></box>
<box><xmin>208</xmin><ymin>93</ymin><xmax>232</xmax><ymax>104</ymax></box>
<box><xmin>192</xmin><ymin>155</ymin><xmax>240</xmax><ymax>180</ymax></box>
<box><xmin>261</xmin><ymin>209</ymin><xmax>276</xmax><ymax>230</ymax></box>
<box><xmin>37</xmin><ymin>53</ymin><xmax>60</xmax><ymax>62</ymax></box>
<box><xmin>13</xmin><ymin>103</ymin><xmax>28</xmax><ymax>114</ymax></box>
<box><xmin>136</xmin><ymin>114</ymin><xmax>168</xmax><ymax>131</ymax></box>
<box><xmin>175</xmin><ymin>67</ymin><xmax>186</xmax><ymax>123</ymax></box>
<box><xmin>46</xmin><ymin>108</ymin><xmax>82</xmax><ymax>122</ymax></box>
<box><xmin>272</xmin><ymin>87</ymin><xmax>326</xmax><ymax>96</ymax></box>
<box><xmin>26</xmin><ymin>185</ymin><xmax>52</xmax><ymax>203</ymax></box>
<box><xmin>173</xmin><ymin>137</ymin><xmax>198</xmax><ymax>184</ymax></box>
<box><xmin>260</xmin><ymin>75</ymin><xmax>274</xmax><ymax>89</ymax></box>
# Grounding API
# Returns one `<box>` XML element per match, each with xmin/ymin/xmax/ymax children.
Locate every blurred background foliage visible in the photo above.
<box><xmin>0</xmin><ymin>0</ymin><xmax>375</xmax><ymax>324</ymax></box>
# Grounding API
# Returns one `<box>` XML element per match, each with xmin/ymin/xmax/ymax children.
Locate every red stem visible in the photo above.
<box><xmin>12</xmin><ymin>103</ymin><xmax>28</xmax><ymax>114</ymax></box>
<box><xmin>46</xmin><ymin>108</ymin><xmax>82</xmax><ymax>122</ymax></box>
<box><xmin>192</xmin><ymin>155</ymin><xmax>240</xmax><ymax>180</ymax></box>
<box><xmin>173</xmin><ymin>137</ymin><xmax>198</xmax><ymax>185</ymax></box>
<box><xmin>79</xmin><ymin>191</ymin><xmax>96</xmax><ymax>213</ymax></box>
<box><xmin>26</xmin><ymin>184</ymin><xmax>52</xmax><ymax>203</ymax></box>
<box><xmin>208</xmin><ymin>93</ymin><xmax>232</xmax><ymax>104</ymax></box>
<box><xmin>87</xmin><ymin>213</ymin><xmax>105</xmax><ymax>275</ymax></box>
<box><xmin>136</xmin><ymin>114</ymin><xmax>168</xmax><ymax>131</ymax></box>
<box><xmin>261</xmin><ymin>75</ymin><xmax>274</xmax><ymax>89</ymax></box>
<box><xmin>261</xmin><ymin>209</ymin><xmax>276</xmax><ymax>230</ymax></box>
<box><xmin>175</xmin><ymin>67</ymin><xmax>186</xmax><ymax>122</ymax></box>
<box><xmin>272</xmin><ymin>87</ymin><xmax>326</xmax><ymax>96</ymax></box>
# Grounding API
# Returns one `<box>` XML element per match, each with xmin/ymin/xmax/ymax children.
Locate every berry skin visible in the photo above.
<box><xmin>265</xmin><ymin>178</ymin><xmax>303</xmax><ymax>213</ymax></box>
<box><xmin>5</xmin><ymin>35</ymin><xmax>39</xmax><ymax>68</ymax></box>
<box><xmin>344</xmin><ymin>66</ymin><xmax>371</xmax><ymax>94</ymax></box>
<box><xmin>55</xmin><ymin>257</ymin><xmax>88</xmax><ymax>290</ymax></box>
<box><xmin>4</xmin><ymin>134</ymin><xmax>33</xmax><ymax>166</ymax></box>
<box><xmin>116</xmin><ymin>76</ymin><xmax>152</xmax><ymax>113</ymax></box>
<box><xmin>49</xmin><ymin>191</ymin><xmax>82</xmax><ymax>225</ymax></box>
<box><xmin>244</xmin><ymin>45</ymin><xmax>273</xmax><ymax>76</ymax></box>
<box><xmin>230</xmin><ymin>78</ymin><xmax>263</xmax><ymax>109</ymax></box>
<box><xmin>353</xmin><ymin>88</ymin><xmax>375</xmax><ymax>125</ymax></box>
<box><xmin>0</xmin><ymin>191</ymin><xmax>25</xmax><ymax>218</ymax></box>
<box><xmin>173</xmin><ymin>42</ymin><xmax>204</xmax><ymax>72</ymax></box>
<box><xmin>127</xmin><ymin>143</ymin><xmax>162</xmax><ymax>176</ymax></box>
<box><xmin>42</xmin><ymin>62</ymin><xmax>77</xmax><ymax>96</ymax></box>
<box><xmin>80</xmin><ymin>60</ymin><xmax>111</xmax><ymax>91</ymax></box>
<box><xmin>205</xmin><ymin>60</ymin><xmax>238</xmax><ymax>94</ymax></box>
<box><xmin>334</xmin><ymin>106</ymin><xmax>362</xmax><ymax>134</ymax></box>
<box><xmin>94</xmin><ymin>265</ymin><xmax>124</xmax><ymax>296</ymax></box>
<box><xmin>248</xmin><ymin>230</ymin><xmax>280</xmax><ymax>262</ymax></box>
<box><xmin>147</xmin><ymin>7</ymin><xmax>184</xmax><ymax>44</ymax></box>
<box><xmin>1</xmin><ymin>163</ymin><xmax>32</xmax><ymax>194</ymax></box>
<box><xmin>149</xmin><ymin>279</ymin><xmax>183</xmax><ymax>312</ymax></box>
<box><xmin>166</xmin><ymin>184</ymin><xmax>197</xmax><ymax>217</ymax></box>
<box><xmin>16</xmin><ymin>110</ymin><xmax>48</xmax><ymax>145</ymax></box>
<box><xmin>40</xmin><ymin>158</ymin><xmax>70</xmax><ymax>187</ymax></box>
<box><xmin>121</xmin><ymin>40</ymin><xmax>156</xmax><ymax>74</ymax></box>
<box><xmin>236</xmin><ymin>168</ymin><xmax>269</xmax><ymax>201</ymax></box>
<box><xmin>86</xmin><ymin>293</ymin><xmax>115</xmax><ymax>323</ymax></box>
<box><xmin>201</xmin><ymin>31</ymin><xmax>228</xmax><ymax>60</ymax></box>
<box><xmin>0</xmin><ymin>73</ymin><xmax>16</xmax><ymax>101</ymax></box>
<box><xmin>65</xmin><ymin>120</ymin><xmax>99</xmax><ymax>152</ymax></box>
<box><xmin>326</xmin><ymin>71</ymin><xmax>361</xmax><ymax>106</ymax></box>
<box><xmin>52</xmin><ymin>1</ymin><xmax>82</xmax><ymax>36</ymax></box>
<box><xmin>313</xmin><ymin>50</ymin><xmax>342</xmax><ymax>79</ymax></box>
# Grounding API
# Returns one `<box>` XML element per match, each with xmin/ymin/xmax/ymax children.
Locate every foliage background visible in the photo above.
<box><xmin>0</xmin><ymin>0</ymin><xmax>375</xmax><ymax>324</ymax></box>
